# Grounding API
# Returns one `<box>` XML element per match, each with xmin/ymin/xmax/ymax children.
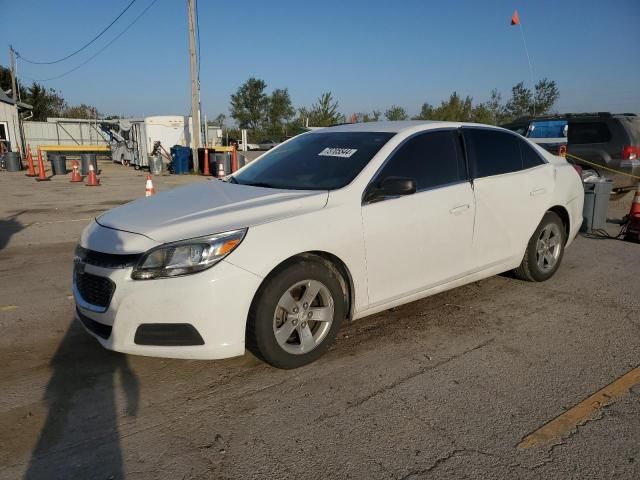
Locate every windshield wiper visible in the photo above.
<box><xmin>240</xmin><ymin>181</ymin><xmax>278</xmax><ymax>189</ymax></box>
<box><xmin>225</xmin><ymin>175</ymin><xmax>238</xmax><ymax>184</ymax></box>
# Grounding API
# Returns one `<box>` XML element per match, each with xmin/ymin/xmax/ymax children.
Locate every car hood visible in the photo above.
<box><xmin>97</xmin><ymin>180</ymin><xmax>329</xmax><ymax>244</ymax></box>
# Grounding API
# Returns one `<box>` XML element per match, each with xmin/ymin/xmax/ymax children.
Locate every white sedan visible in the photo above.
<box><xmin>74</xmin><ymin>121</ymin><xmax>584</xmax><ymax>368</ymax></box>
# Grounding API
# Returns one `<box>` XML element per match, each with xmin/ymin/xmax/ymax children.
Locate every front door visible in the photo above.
<box><xmin>361</xmin><ymin>130</ymin><xmax>475</xmax><ymax>307</ymax></box>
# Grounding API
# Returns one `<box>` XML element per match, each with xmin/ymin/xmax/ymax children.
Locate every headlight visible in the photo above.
<box><xmin>131</xmin><ymin>229</ymin><xmax>247</xmax><ymax>280</ymax></box>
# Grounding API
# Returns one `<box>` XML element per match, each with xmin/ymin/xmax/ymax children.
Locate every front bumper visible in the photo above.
<box><xmin>73</xmin><ymin>259</ymin><xmax>263</xmax><ymax>360</ymax></box>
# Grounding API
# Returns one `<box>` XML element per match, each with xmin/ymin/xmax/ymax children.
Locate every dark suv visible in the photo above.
<box><xmin>501</xmin><ymin>116</ymin><xmax>567</xmax><ymax>155</ymax></box>
<box><xmin>566</xmin><ymin>113</ymin><xmax>640</xmax><ymax>194</ymax></box>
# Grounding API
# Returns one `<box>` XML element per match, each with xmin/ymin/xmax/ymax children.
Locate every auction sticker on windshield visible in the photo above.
<box><xmin>318</xmin><ymin>147</ymin><xmax>358</xmax><ymax>158</ymax></box>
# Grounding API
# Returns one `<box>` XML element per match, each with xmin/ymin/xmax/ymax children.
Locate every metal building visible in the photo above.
<box><xmin>0</xmin><ymin>89</ymin><xmax>31</xmax><ymax>153</ymax></box>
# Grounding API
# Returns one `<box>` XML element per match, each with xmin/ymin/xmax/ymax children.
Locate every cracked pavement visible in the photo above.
<box><xmin>0</xmin><ymin>165</ymin><xmax>638</xmax><ymax>479</ymax></box>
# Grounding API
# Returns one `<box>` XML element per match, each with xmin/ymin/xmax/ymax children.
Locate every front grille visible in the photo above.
<box><xmin>77</xmin><ymin>308</ymin><xmax>112</xmax><ymax>339</ymax></box>
<box><xmin>76</xmin><ymin>246</ymin><xmax>141</xmax><ymax>269</ymax></box>
<box><xmin>75</xmin><ymin>272</ymin><xmax>115</xmax><ymax>309</ymax></box>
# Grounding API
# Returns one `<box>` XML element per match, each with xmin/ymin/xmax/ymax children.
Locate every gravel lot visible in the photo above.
<box><xmin>0</xmin><ymin>162</ymin><xmax>638</xmax><ymax>479</ymax></box>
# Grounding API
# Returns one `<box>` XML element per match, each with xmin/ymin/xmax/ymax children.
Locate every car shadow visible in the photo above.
<box><xmin>24</xmin><ymin>320</ymin><xmax>139</xmax><ymax>480</ymax></box>
<box><xmin>0</xmin><ymin>211</ymin><xmax>25</xmax><ymax>251</ymax></box>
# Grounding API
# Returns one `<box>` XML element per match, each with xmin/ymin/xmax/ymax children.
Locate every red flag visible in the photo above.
<box><xmin>510</xmin><ymin>10</ymin><xmax>520</xmax><ymax>26</ymax></box>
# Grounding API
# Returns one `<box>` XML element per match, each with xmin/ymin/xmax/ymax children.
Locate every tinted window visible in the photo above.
<box><xmin>376</xmin><ymin>130</ymin><xmax>466</xmax><ymax>190</ymax></box>
<box><xmin>519</xmin><ymin>139</ymin><xmax>545</xmax><ymax>169</ymax></box>
<box><xmin>232</xmin><ymin>131</ymin><xmax>394</xmax><ymax>190</ymax></box>
<box><xmin>463</xmin><ymin>129</ymin><xmax>522</xmax><ymax>178</ymax></box>
<box><xmin>568</xmin><ymin>122</ymin><xmax>612</xmax><ymax>144</ymax></box>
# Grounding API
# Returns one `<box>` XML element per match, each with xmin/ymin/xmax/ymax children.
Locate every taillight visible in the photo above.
<box><xmin>622</xmin><ymin>145</ymin><xmax>639</xmax><ymax>160</ymax></box>
<box><xmin>558</xmin><ymin>145</ymin><xmax>567</xmax><ymax>157</ymax></box>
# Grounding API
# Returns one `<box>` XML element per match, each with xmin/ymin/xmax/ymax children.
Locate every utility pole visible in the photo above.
<box><xmin>187</xmin><ymin>0</ymin><xmax>201</xmax><ymax>172</ymax></box>
<box><xmin>9</xmin><ymin>46</ymin><xmax>17</xmax><ymax>102</ymax></box>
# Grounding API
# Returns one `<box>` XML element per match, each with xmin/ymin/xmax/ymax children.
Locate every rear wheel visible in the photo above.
<box><xmin>514</xmin><ymin>211</ymin><xmax>566</xmax><ymax>282</ymax></box>
<box><xmin>246</xmin><ymin>259</ymin><xmax>346</xmax><ymax>369</ymax></box>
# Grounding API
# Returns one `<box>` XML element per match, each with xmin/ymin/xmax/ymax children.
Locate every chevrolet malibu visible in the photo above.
<box><xmin>74</xmin><ymin>121</ymin><xmax>584</xmax><ymax>369</ymax></box>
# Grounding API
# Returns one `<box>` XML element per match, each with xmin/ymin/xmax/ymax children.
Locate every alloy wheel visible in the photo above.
<box><xmin>273</xmin><ymin>279</ymin><xmax>335</xmax><ymax>355</ymax></box>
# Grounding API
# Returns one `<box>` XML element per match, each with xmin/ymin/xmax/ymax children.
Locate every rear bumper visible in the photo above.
<box><xmin>566</xmin><ymin>195</ymin><xmax>584</xmax><ymax>247</ymax></box>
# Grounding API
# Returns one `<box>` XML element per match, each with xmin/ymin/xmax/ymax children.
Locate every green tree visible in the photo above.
<box><xmin>505</xmin><ymin>82</ymin><xmax>533</xmax><ymax>119</ymax></box>
<box><xmin>485</xmin><ymin>88</ymin><xmax>507</xmax><ymax>124</ymax></box>
<box><xmin>0</xmin><ymin>65</ymin><xmax>27</xmax><ymax>100</ymax></box>
<box><xmin>534</xmin><ymin>78</ymin><xmax>559</xmax><ymax>115</ymax></box>
<box><xmin>470</xmin><ymin>103</ymin><xmax>494</xmax><ymax>124</ymax></box>
<box><xmin>267</xmin><ymin>88</ymin><xmax>295</xmax><ymax>131</ymax></box>
<box><xmin>307</xmin><ymin>92</ymin><xmax>342</xmax><ymax>126</ymax></box>
<box><xmin>436</xmin><ymin>92</ymin><xmax>473</xmax><ymax>121</ymax></box>
<box><xmin>230</xmin><ymin>77</ymin><xmax>269</xmax><ymax>131</ymax></box>
<box><xmin>211</xmin><ymin>113</ymin><xmax>226</xmax><ymax>126</ymax></box>
<box><xmin>355</xmin><ymin>110</ymin><xmax>381</xmax><ymax>122</ymax></box>
<box><xmin>62</xmin><ymin>104</ymin><xmax>99</xmax><ymax>119</ymax></box>
<box><xmin>413</xmin><ymin>102</ymin><xmax>435</xmax><ymax>120</ymax></box>
<box><xmin>25</xmin><ymin>82</ymin><xmax>66</xmax><ymax>121</ymax></box>
<box><xmin>384</xmin><ymin>105</ymin><xmax>408</xmax><ymax>121</ymax></box>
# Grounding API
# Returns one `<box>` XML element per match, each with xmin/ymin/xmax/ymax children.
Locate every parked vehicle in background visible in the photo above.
<box><xmin>502</xmin><ymin>116</ymin><xmax>567</xmax><ymax>155</ymax></box>
<box><xmin>239</xmin><ymin>139</ymin><xmax>281</xmax><ymax>150</ymax></box>
<box><xmin>258</xmin><ymin>139</ymin><xmax>280</xmax><ymax>150</ymax></box>
<box><xmin>566</xmin><ymin>113</ymin><xmax>640</xmax><ymax>195</ymax></box>
<box><xmin>74</xmin><ymin>121</ymin><xmax>583</xmax><ymax>369</ymax></box>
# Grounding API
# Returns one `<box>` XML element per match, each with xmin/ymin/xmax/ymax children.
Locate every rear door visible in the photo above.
<box><xmin>462</xmin><ymin>128</ymin><xmax>554</xmax><ymax>269</ymax></box>
<box><xmin>361</xmin><ymin>129</ymin><xmax>475</xmax><ymax>306</ymax></box>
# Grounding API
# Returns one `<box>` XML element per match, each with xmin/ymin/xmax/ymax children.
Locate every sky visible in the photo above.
<box><xmin>1</xmin><ymin>0</ymin><xmax>639</xmax><ymax>121</ymax></box>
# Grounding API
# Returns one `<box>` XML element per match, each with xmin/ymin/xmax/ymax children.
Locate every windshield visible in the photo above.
<box><xmin>232</xmin><ymin>131</ymin><xmax>395</xmax><ymax>190</ymax></box>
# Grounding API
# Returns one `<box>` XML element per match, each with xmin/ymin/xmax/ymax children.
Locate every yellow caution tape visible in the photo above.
<box><xmin>564</xmin><ymin>152</ymin><xmax>640</xmax><ymax>181</ymax></box>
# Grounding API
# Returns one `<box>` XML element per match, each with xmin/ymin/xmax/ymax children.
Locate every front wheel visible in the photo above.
<box><xmin>246</xmin><ymin>258</ymin><xmax>347</xmax><ymax>369</ymax></box>
<box><xmin>513</xmin><ymin>211</ymin><xmax>566</xmax><ymax>282</ymax></box>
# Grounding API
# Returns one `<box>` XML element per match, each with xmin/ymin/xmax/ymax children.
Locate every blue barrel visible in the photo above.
<box><xmin>171</xmin><ymin>146</ymin><xmax>191</xmax><ymax>174</ymax></box>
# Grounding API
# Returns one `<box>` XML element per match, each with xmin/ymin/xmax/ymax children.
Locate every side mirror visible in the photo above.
<box><xmin>364</xmin><ymin>176</ymin><xmax>416</xmax><ymax>203</ymax></box>
<box><xmin>381</xmin><ymin>176</ymin><xmax>416</xmax><ymax>196</ymax></box>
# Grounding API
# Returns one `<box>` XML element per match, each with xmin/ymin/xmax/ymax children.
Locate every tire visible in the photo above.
<box><xmin>246</xmin><ymin>258</ymin><xmax>347</xmax><ymax>369</ymax></box>
<box><xmin>513</xmin><ymin>211</ymin><xmax>567</xmax><ymax>282</ymax></box>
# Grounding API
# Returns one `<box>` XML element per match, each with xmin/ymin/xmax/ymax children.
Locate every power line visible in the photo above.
<box><xmin>19</xmin><ymin>0</ymin><xmax>160</xmax><ymax>82</ymax></box>
<box><xmin>15</xmin><ymin>0</ymin><xmax>138</xmax><ymax>65</ymax></box>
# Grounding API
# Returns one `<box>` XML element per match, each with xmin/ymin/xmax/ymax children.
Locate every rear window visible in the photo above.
<box><xmin>568</xmin><ymin>122</ymin><xmax>612</xmax><ymax>144</ymax></box>
<box><xmin>620</xmin><ymin>117</ymin><xmax>640</xmax><ymax>144</ymax></box>
<box><xmin>528</xmin><ymin>120</ymin><xmax>567</xmax><ymax>139</ymax></box>
<box><xmin>463</xmin><ymin>129</ymin><xmax>522</xmax><ymax>178</ymax></box>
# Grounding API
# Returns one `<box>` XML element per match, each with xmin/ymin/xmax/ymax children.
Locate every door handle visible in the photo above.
<box><xmin>449</xmin><ymin>204</ymin><xmax>470</xmax><ymax>215</ymax></box>
<box><xmin>530</xmin><ymin>187</ymin><xmax>547</xmax><ymax>196</ymax></box>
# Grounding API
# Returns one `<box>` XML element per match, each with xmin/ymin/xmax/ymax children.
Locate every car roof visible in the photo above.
<box><xmin>310</xmin><ymin>120</ymin><xmax>502</xmax><ymax>134</ymax></box>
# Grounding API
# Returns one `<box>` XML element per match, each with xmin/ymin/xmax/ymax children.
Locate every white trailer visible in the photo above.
<box><xmin>107</xmin><ymin>115</ymin><xmax>193</xmax><ymax>169</ymax></box>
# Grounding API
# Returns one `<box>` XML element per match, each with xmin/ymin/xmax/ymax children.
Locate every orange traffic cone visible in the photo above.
<box><xmin>231</xmin><ymin>145</ymin><xmax>238</xmax><ymax>173</ymax></box>
<box><xmin>35</xmin><ymin>148</ymin><xmax>50</xmax><ymax>182</ymax></box>
<box><xmin>85</xmin><ymin>163</ymin><xmax>100</xmax><ymax>186</ymax></box>
<box><xmin>25</xmin><ymin>145</ymin><xmax>36</xmax><ymax>177</ymax></box>
<box><xmin>624</xmin><ymin>183</ymin><xmax>640</xmax><ymax>243</ymax></box>
<box><xmin>203</xmin><ymin>148</ymin><xmax>210</xmax><ymax>176</ymax></box>
<box><xmin>145</xmin><ymin>174</ymin><xmax>155</xmax><ymax>196</ymax></box>
<box><xmin>70</xmin><ymin>160</ymin><xmax>83</xmax><ymax>182</ymax></box>
<box><xmin>217</xmin><ymin>157</ymin><xmax>226</xmax><ymax>178</ymax></box>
